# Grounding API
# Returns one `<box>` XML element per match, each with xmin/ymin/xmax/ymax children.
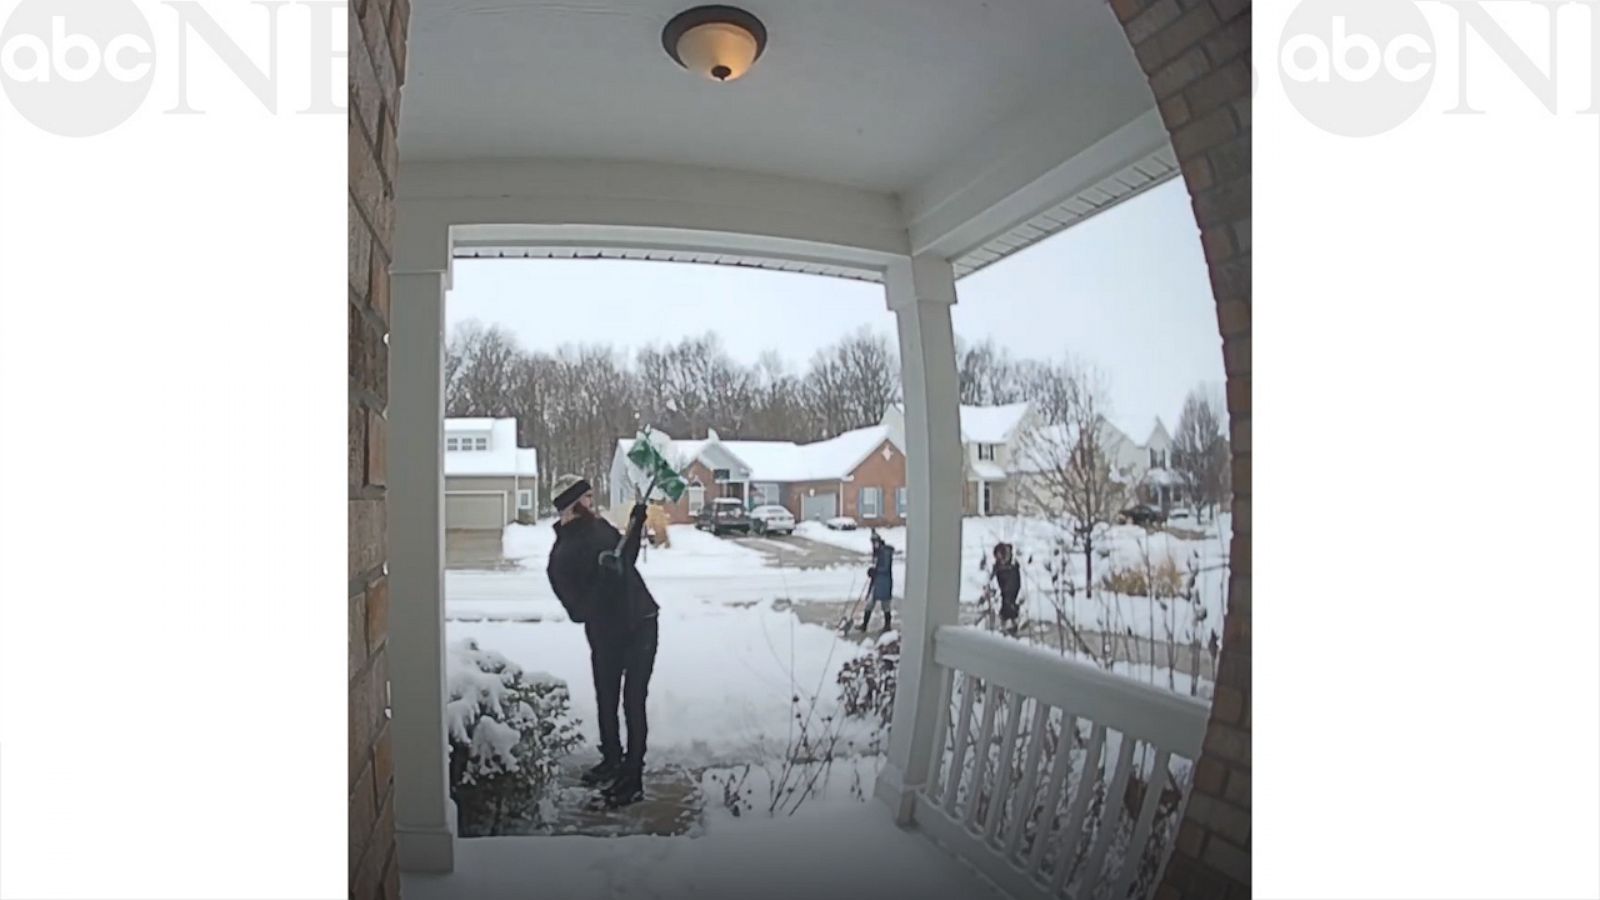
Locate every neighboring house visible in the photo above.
<box><xmin>1012</xmin><ymin>415</ymin><xmax>1186</xmax><ymax>514</ymax></box>
<box><xmin>609</xmin><ymin>425</ymin><xmax>908</xmax><ymax>527</ymax></box>
<box><xmin>444</xmin><ymin>418</ymin><xmax>539</xmax><ymax>531</ymax></box>
<box><xmin>881</xmin><ymin>401</ymin><xmax>1037</xmax><ymax>516</ymax></box>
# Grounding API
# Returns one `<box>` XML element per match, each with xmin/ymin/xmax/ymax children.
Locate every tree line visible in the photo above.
<box><xmin>446</xmin><ymin>319</ymin><xmax>1228</xmax><ymax>511</ymax></box>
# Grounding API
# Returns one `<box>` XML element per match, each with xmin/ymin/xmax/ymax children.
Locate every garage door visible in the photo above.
<box><xmin>446</xmin><ymin>493</ymin><xmax>506</xmax><ymax>531</ymax></box>
<box><xmin>800</xmin><ymin>493</ymin><xmax>837</xmax><ymax>522</ymax></box>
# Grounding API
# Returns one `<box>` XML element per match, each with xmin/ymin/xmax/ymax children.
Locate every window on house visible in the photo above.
<box><xmin>1149</xmin><ymin>448</ymin><xmax>1158</xmax><ymax>468</ymax></box>
<box><xmin>978</xmin><ymin>444</ymin><xmax>997</xmax><ymax>461</ymax></box>
<box><xmin>688</xmin><ymin>485</ymin><xmax>706</xmax><ymax>514</ymax></box>
<box><xmin>712</xmin><ymin>468</ymin><xmax>731</xmax><ymax>482</ymax></box>
<box><xmin>896</xmin><ymin>486</ymin><xmax>907</xmax><ymax>517</ymax></box>
<box><xmin>517</xmin><ymin>489</ymin><xmax>534</xmax><ymax>510</ymax></box>
<box><xmin>860</xmin><ymin>487</ymin><xmax>882</xmax><ymax>518</ymax></box>
<box><xmin>446</xmin><ymin>435</ymin><xmax>489</xmax><ymax>452</ymax></box>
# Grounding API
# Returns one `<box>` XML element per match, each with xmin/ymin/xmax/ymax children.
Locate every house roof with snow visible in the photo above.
<box><xmin>883</xmin><ymin>401</ymin><xmax>1033</xmax><ymax>445</ymax></box>
<box><xmin>613</xmin><ymin>424</ymin><xmax>901</xmax><ymax>485</ymax></box>
<box><xmin>444</xmin><ymin>417</ymin><xmax>538</xmax><ymax>478</ymax></box>
<box><xmin>957</xmin><ymin>402</ymin><xmax>1033</xmax><ymax>444</ymax></box>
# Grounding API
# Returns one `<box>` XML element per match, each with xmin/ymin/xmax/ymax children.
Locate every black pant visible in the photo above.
<box><xmin>588</xmin><ymin>616</ymin><xmax>658</xmax><ymax>771</ymax></box>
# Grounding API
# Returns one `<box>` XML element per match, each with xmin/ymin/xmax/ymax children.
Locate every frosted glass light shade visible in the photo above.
<box><xmin>675</xmin><ymin>22</ymin><xmax>759</xmax><ymax>81</ymax></box>
<box><xmin>662</xmin><ymin>7</ymin><xmax>767</xmax><ymax>83</ymax></box>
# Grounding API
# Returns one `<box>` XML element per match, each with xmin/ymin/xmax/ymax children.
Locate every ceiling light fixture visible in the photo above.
<box><xmin>662</xmin><ymin>5</ymin><xmax>767</xmax><ymax>83</ymax></box>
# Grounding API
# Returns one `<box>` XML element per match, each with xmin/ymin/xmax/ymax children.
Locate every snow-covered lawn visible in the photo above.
<box><xmin>448</xmin><ymin>514</ymin><xmax>1229</xmax><ymax>769</ymax></box>
<box><xmin>451</xmin><ymin>524</ymin><xmax>881</xmax><ymax>768</ymax></box>
<box><xmin>797</xmin><ymin>514</ymin><xmax>1232</xmax><ymax>638</ymax></box>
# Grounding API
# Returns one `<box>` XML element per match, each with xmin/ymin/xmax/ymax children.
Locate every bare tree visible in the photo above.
<box><xmin>537</xmin><ymin>344</ymin><xmax>638</xmax><ymax>501</ymax></box>
<box><xmin>746</xmin><ymin>351</ymin><xmax>818</xmax><ymax>441</ymax></box>
<box><xmin>805</xmin><ymin>327</ymin><xmax>899</xmax><ymax>436</ymax></box>
<box><xmin>446</xmin><ymin>320</ymin><xmax>521</xmax><ymax>418</ymax></box>
<box><xmin>955</xmin><ymin>337</ymin><xmax>1028</xmax><ymax>406</ymax></box>
<box><xmin>1017</xmin><ymin>359</ymin><xmax>1126</xmax><ymax>600</ymax></box>
<box><xmin>634</xmin><ymin>333</ymin><xmax>756</xmax><ymax>439</ymax></box>
<box><xmin>1172</xmin><ymin>384</ymin><xmax>1230</xmax><ymax>521</ymax></box>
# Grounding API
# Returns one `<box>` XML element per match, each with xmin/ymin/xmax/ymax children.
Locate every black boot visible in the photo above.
<box><xmin>604</xmin><ymin>765</ymin><xmax>644</xmax><ymax>808</ymax></box>
<box><xmin>881</xmin><ymin>610</ymin><xmax>891</xmax><ymax>634</ymax></box>
<box><xmin>860</xmin><ymin>609</ymin><xmax>872</xmax><ymax>632</ymax></box>
<box><xmin>581</xmin><ymin>756</ymin><xmax>623</xmax><ymax>787</ymax></box>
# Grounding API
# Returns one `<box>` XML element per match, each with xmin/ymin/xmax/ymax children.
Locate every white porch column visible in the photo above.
<box><xmin>387</xmin><ymin>227</ymin><xmax>455</xmax><ymax>873</ymax></box>
<box><xmin>876</xmin><ymin>255</ymin><xmax>963</xmax><ymax>825</ymax></box>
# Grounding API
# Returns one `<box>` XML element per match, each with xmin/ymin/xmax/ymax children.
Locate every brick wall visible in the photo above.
<box><xmin>1107</xmin><ymin>0</ymin><xmax>1251</xmax><ymax>896</ymax></box>
<box><xmin>844</xmin><ymin>439</ymin><xmax>906</xmax><ymax>527</ymax></box>
<box><xmin>784</xmin><ymin>439</ymin><xmax>906</xmax><ymax>527</ymax></box>
<box><xmin>348</xmin><ymin>0</ymin><xmax>409</xmax><ymax>894</ymax></box>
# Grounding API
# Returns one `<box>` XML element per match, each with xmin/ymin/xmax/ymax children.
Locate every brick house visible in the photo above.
<box><xmin>609</xmin><ymin>425</ymin><xmax>908</xmax><ymax>528</ymax></box>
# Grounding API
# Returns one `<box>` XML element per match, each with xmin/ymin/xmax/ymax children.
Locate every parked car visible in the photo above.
<box><xmin>696</xmin><ymin>498</ymin><xmax>752</xmax><ymax>536</ymax></box>
<box><xmin>749</xmin><ymin>504</ymin><xmax>796</xmax><ymax>536</ymax></box>
<box><xmin>825</xmin><ymin>516</ymin><xmax>859</xmax><ymax>531</ymax></box>
<box><xmin>1119</xmin><ymin>504</ymin><xmax>1165</xmax><ymax>527</ymax></box>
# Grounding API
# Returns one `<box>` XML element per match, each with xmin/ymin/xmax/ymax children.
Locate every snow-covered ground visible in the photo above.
<box><xmin>450</xmin><ymin>525</ymin><xmax>882</xmax><ymax>767</ymax></box>
<box><xmin>447</xmin><ymin>514</ymin><xmax>1229</xmax><ymax>769</ymax></box>
<box><xmin>797</xmin><ymin>514</ymin><xmax>1232</xmax><ymax>640</ymax></box>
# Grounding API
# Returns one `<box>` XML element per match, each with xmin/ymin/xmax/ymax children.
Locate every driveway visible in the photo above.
<box><xmin>727</xmin><ymin>533</ymin><xmax>867</xmax><ymax>570</ymax></box>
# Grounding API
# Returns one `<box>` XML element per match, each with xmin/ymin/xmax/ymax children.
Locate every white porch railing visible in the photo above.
<box><xmin>910</xmin><ymin>626</ymin><xmax>1211</xmax><ymax>900</ymax></box>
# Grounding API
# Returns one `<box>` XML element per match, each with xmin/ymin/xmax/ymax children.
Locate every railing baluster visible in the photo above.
<box><xmin>1047</xmin><ymin>721</ymin><xmax>1106</xmax><ymax>894</ymax></box>
<box><xmin>1105</xmin><ymin>748</ymin><xmax>1173</xmax><ymax>900</ymax></box>
<box><xmin>1072</xmin><ymin>732</ymin><xmax>1138</xmax><ymax>895</ymax></box>
<box><xmin>1003</xmin><ymin>699</ymin><xmax>1050</xmax><ymax>861</ymax></box>
<box><xmin>925</xmin><ymin>665</ymin><xmax>956</xmax><ymax>799</ymax></box>
<box><xmin>941</xmin><ymin>671</ymin><xmax>978</xmax><ymax>815</ymax></box>
<box><xmin>914</xmin><ymin>627</ymin><xmax>1212</xmax><ymax>900</ymax></box>
<box><xmin>983</xmin><ymin>691</ymin><xmax>1026</xmax><ymax>846</ymax></box>
<box><xmin>963</xmin><ymin>681</ymin><xmax>1004</xmax><ymax>831</ymax></box>
<box><xmin>1025</xmin><ymin>712</ymin><xmax>1078</xmax><ymax>877</ymax></box>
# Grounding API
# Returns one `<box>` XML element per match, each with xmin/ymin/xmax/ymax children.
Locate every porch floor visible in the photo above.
<box><xmin>401</xmin><ymin>800</ymin><xmax>1005</xmax><ymax>900</ymax></box>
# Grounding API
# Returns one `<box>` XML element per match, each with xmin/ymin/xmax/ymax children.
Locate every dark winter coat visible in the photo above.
<box><xmin>994</xmin><ymin>560</ymin><xmax>1021</xmax><ymax>604</ymax></box>
<box><xmin>868</xmin><ymin>543</ymin><xmax>895</xmax><ymax>601</ymax></box>
<box><xmin>547</xmin><ymin>510</ymin><xmax>659</xmax><ymax>638</ymax></box>
<box><xmin>994</xmin><ymin>560</ymin><xmax>1022</xmax><ymax>618</ymax></box>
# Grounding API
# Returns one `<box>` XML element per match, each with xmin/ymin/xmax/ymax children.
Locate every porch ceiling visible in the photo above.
<box><xmin>397</xmin><ymin>0</ymin><xmax>1169</xmax><ymax>278</ymax></box>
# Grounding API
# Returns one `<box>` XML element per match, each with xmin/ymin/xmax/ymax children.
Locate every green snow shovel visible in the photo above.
<box><xmin>599</xmin><ymin>429</ymin><xmax>687</xmax><ymax>573</ymax></box>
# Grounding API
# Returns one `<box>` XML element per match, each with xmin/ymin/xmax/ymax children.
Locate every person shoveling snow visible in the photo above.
<box><xmin>853</xmin><ymin>531</ymin><xmax>895</xmax><ymax>635</ymax></box>
<box><xmin>543</xmin><ymin>430</ymin><xmax>687</xmax><ymax>809</ymax></box>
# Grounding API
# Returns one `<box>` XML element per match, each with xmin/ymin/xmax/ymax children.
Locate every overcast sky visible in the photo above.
<box><xmin>445</xmin><ymin>179</ymin><xmax>1221</xmax><ymax>436</ymax></box>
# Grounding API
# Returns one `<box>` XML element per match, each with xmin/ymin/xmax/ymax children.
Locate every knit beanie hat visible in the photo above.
<box><xmin>552</xmin><ymin>474</ymin><xmax>592</xmax><ymax>512</ymax></box>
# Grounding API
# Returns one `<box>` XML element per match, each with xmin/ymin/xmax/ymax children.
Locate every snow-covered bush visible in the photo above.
<box><xmin>446</xmin><ymin>638</ymin><xmax>582</xmax><ymax>836</ymax></box>
<box><xmin>835</xmin><ymin>633</ymin><xmax>898</xmax><ymax>745</ymax></box>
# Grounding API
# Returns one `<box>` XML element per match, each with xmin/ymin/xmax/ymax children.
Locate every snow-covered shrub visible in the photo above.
<box><xmin>835</xmin><ymin>633</ymin><xmax>898</xmax><ymax>743</ymax></box>
<box><xmin>446</xmin><ymin>638</ymin><xmax>582</xmax><ymax>836</ymax></box>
